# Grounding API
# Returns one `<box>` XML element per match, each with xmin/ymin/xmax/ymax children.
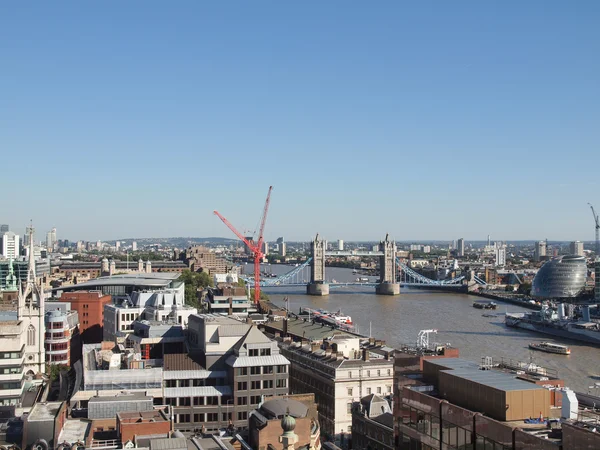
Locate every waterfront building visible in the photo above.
<box><xmin>278</xmin><ymin>336</ymin><xmax>394</xmax><ymax>443</ymax></box>
<box><xmin>352</xmin><ymin>394</ymin><xmax>394</xmax><ymax>450</ymax></box>
<box><xmin>44</xmin><ymin>305</ymin><xmax>81</xmax><ymax>365</ymax></box>
<box><xmin>248</xmin><ymin>394</ymin><xmax>321</xmax><ymax>450</ymax></box>
<box><xmin>534</xmin><ymin>240</ymin><xmax>547</xmax><ymax>261</ymax></box>
<box><xmin>531</xmin><ymin>255</ymin><xmax>588</xmax><ymax>299</ymax></box>
<box><xmin>0</xmin><ymin>228</ymin><xmax>46</xmax><ymax>407</ymax></box>
<box><xmin>1</xmin><ymin>232</ymin><xmax>20</xmax><ymax>259</ymax></box>
<box><xmin>53</xmin><ymin>291</ymin><xmax>111</xmax><ymax>343</ymax></box>
<box><xmin>570</xmin><ymin>240</ymin><xmax>584</xmax><ymax>256</ymax></box>
<box><xmin>457</xmin><ymin>238</ymin><xmax>465</xmax><ymax>257</ymax></box>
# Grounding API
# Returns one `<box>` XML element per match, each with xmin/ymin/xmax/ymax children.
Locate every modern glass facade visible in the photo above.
<box><xmin>531</xmin><ymin>255</ymin><xmax>588</xmax><ymax>299</ymax></box>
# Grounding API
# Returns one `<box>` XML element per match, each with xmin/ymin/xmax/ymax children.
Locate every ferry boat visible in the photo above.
<box><xmin>473</xmin><ymin>301</ymin><xmax>498</xmax><ymax>310</ymax></box>
<box><xmin>528</xmin><ymin>342</ymin><xmax>571</xmax><ymax>355</ymax></box>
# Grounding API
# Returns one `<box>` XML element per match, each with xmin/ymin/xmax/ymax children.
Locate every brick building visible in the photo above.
<box><xmin>181</xmin><ymin>246</ymin><xmax>232</xmax><ymax>276</ymax></box>
<box><xmin>117</xmin><ymin>409</ymin><xmax>172</xmax><ymax>444</ymax></box>
<box><xmin>58</xmin><ymin>291</ymin><xmax>111</xmax><ymax>343</ymax></box>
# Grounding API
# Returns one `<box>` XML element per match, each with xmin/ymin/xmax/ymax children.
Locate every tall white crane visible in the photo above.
<box><xmin>589</xmin><ymin>203</ymin><xmax>600</xmax><ymax>255</ymax></box>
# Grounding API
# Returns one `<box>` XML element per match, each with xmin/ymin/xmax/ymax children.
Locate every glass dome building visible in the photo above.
<box><xmin>531</xmin><ymin>255</ymin><xmax>588</xmax><ymax>299</ymax></box>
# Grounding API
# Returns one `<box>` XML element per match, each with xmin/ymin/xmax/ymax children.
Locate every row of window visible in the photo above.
<box><xmin>45</xmin><ymin>342</ymin><xmax>68</xmax><ymax>352</ymax></box>
<box><xmin>0</xmin><ymin>366</ymin><xmax>21</xmax><ymax>375</ymax></box>
<box><xmin>48</xmin><ymin>354</ymin><xmax>68</xmax><ymax>363</ymax></box>
<box><xmin>235</xmin><ymin>365</ymin><xmax>287</xmax><ymax>376</ymax></box>
<box><xmin>174</xmin><ymin>411</ymin><xmax>246</xmax><ymax>423</ymax></box>
<box><xmin>236</xmin><ymin>379</ymin><xmax>286</xmax><ymax>391</ymax></box>
<box><xmin>165</xmin><ymin>378</ymin><xmax>225</xmax><ymax>388</ymax></box>
<box><xmin>0</xmin><ymin>382</ymin><xmax>22</xmax><ymax>390</ymax></box>
<box><xmin>347</xmin><ymin>385</ymin><xmax>391</xmax><ymax>397</ymax></box>
<box><xmin>0</xmin><ymin>351</ymin><xmax>22</xmax><ymax>360</ymax></box>
<box><xmin>166</xmin><ymin>396</ymin><xmax>222</xmax><ymax>406</ymax></box>
<box><xmin>348</xmin><ymin>369</ymin><xmax>391</xmax><ymax>379</ymax></box>
<box><xmin>247</xmin><ymin>348</ymin><xmax>271</xmax><ymax>357</ymax></box>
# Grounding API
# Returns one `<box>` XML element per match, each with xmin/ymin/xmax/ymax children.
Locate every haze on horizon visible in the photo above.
<box><xmin>1</xmin><ymin>2</ymin><xmax>599</xmax><ymax>243</ymax></box>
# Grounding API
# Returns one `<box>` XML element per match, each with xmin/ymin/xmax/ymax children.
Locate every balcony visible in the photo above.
<box><xmin>0</xmin><ymin>356</ymin><xmax>24</xmax><ymax>367</ymax></box>
<box><xmin>0</xmin><ymin>372</ymin><xmax>23</xmax><ymax>382</ymax></box>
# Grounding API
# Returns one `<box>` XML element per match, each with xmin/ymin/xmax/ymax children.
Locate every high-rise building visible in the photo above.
<box><xmin>46</xmin><ymin>227</ymin><xmax>57</xmax><ymax>251</ymax></box>
<box><xmin>244</xmin><ymin>236</ymin><xmax>255</xmax><ymax>256</ymax></box>
<box><xmin>495</xmin><ymin>245</ymin><xmax>507</xmax><ymax>267</ymax></box>
<box><xmin>487</xmin><ymin>235</ymin><xmax>491</xmax><ymax>246</ymax></box>
<box><xmin>457</xmin><ymin>238</ymin><xmax>465</xmax><ymax>257</ymax></box>
<box><xmin>115</xmin><ymin>241</ymin><xmax>121</xmax><ymax>251</ymax></box>
<box><xmin>132</xmin><ymin>241</ymin><xmax>137</xmax><ymax>251</ymax></box>
<box><xmin>338</xmin><ymin>239</ymin><xmax>344</xmax><ymax>251</ymax></box>
<box><xmin>534</xmin><ymin>241</ymin><xmax>547</xmax><ymax>261</ymax></box>
<box><xmin>0</xmin><ymin>224</ymin><xmax>8</xmax><ymax>233</ymax></box>
<box><xmin>1</xmin><ymin>232</ymin><xmax>20</xmax><ymax>259</ymax></box>
<box><xmin>262</xmin><ymin>241</ymin><xmax>269</xmax><ymax>256</ymax></box>
<box><xmin>570</xmin><ymin>241</ymin><xmax>584</xmax><ymax>256</ymax></box>
<box><xmin>276</xmin><ymin>237</ymin><xmax>285</xmax><ymax>244</ymax></box>
<box><xmin>280</xmin><ymin>242</ymin><xmax>287</xmax><ymax>257</ymax></box>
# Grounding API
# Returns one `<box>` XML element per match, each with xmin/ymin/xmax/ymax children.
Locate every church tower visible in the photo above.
<box><xmin>18</xmin><ymin>224</ymin><xmax>46</xmax><ymax>377</ymax></box>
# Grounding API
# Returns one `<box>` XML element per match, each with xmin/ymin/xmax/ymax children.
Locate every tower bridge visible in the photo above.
<box><xmin>241</xmin><ymin>233</ymin><xmax>466</xmax><ymax>295</ymax></box>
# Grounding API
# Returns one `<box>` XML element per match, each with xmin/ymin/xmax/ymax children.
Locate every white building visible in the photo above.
<box><xmin>338</xmin><ymin>240</ymin><xmax>344</xmax><ymax>251</ymax></box>
<box><xmin>0</xmin><ymin>227</ymin><xmax>46</xmax><ymax>407</ymax></box>
<box><xmin>279</xmin><ymin>336</ymin><xmax>393</xmax><ymax>443</ymax></box>
<box><xmin>46</xmin><ymin>228</ymin><xmax>57</xmax><ymax>251</ymax></box>
<box><xmin>570</xmin><ymin>241</ymin><xmax>584</xmax><ymax>256</ymax></box>
<box><xmin>495</xmin><ymin>245</ymin><xmax>507</xmax><ymax>267</ymax></box>
<box><xmin>2</xmin><ymin>232</ymin><xmax>20</xmax><ymax>259</ymax></box>
<box><xmin>534</xmin><ymin>241</ymin><xmax>547</xmax><ymax>261</ymax></box>
<box><xmin>132</xmin><ymin>241</ymin><xmax>137</xmax><ymax>252</ymax></box>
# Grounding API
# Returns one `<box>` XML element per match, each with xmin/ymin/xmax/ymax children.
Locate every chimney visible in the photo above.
<box><xmin>311</xmin><ymin>341</ymin><xmax>321</xmax><ymax>352</ymax></box>
<box><xmin>283</xmin><ymin>318</ymin><xmax>288</xmax><ymax>337</ymax></box>
<box><xmin>369</xmin><ymin>337</ymin><xmax>375</xmax><ymax>346</ymax></box>
<box><xmin>362</xmin><ymin>349</ymin><xmax>370</xmax><ymax>362</ymax></box>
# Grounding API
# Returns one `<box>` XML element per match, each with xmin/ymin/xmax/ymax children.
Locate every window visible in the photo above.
<box><xmin>177</xmin><ymin>414</ymin><xmax>190</xmax><ymax>423</ymax></box>
<box><xmin>263</xmin><ymin>380</ymin><xmax>273</xmax><ymax>389</ymax></box>
<box><xmin>386</xmin><ymin>385</ymin><xmax>392</xmax><ymax>393</ymax></box>
<box><xmin>222</xmin><ymin>412</ymin><xmax>232</xmax><ymax>421</ymax></box>
<box><xmin>193</xmin><ymin>413</ymin><xmax>204</xmax><ymax>422</ymax></box>
<box><xmin>348</xmin><ymin>371</ymin><xmax>352</xmax><ymax>378</ymax></box>
<box><xmin>347</xmin><ymin>403</ymin><xmax>352</xmax><ymax>414</ymax></box>
<box><xmin>165</xmin><ymin>398</ymin><xmax>176</xmax><ymax>406</ymax></box>
<box><xmin>249</xmin><ymin>349</ymin><xmax>259</xmax><ymax>357</ymax></box>
<box><xmin>367</xmin><ymin>370</ymin><xmax>371</xmax><ymax>377</ymax></box>
<box><xmin>387</xmin><ymin>369</ymin><xmax>391</xmax><ymax>376</ymax></box>
<box><xmin>366</xmin><ymin>388</ymin><xmax>372</xmax><ymax>395</ymax></box>
<box><xmin>193</xmin><ymin>397</ymin><xmax>204</xmax><ymax>406</ymax></box>
<box><xmin>250</xmin><ymin>366</ymin><xmax>261</xmax><ymax>375</ymax></box>
<box><xmin>263</xmin><ymin>365</ymin><xmax>273</xmax><ymax>374</ymax></box>
<box><xmin>207</xmin><ymin>413</ymin><xmax>218</xmax><ymax>422</ymax></box>
<box><xmin>377</xmin><ymin>370</ymin><xmax>381</xmax><ymax>377</ymax></box>
<box><xmin>260</xmin><ymin>348</ymin><xmax>271</xmax><ymax>356</ymax></box>
<box><xmin>347</xmin><ymin>388</ymin><xmax>353</xmax><ymax>396</ymax></box>
<box><xmin>237</xmin><ymin>367</ymin><xmax>247</xmax><ymax>376</ymax></box>
<box><xmin>250</xmin><ymin>395</ymin><xmax>261</xmax><ymax>404</ymax></box>
<box><xmin>237</xmin><ymin>411</ymin><xmax>248</xmax><ymax>421</ymax></box>
<box><xmin>347</xmin><ymin>426</ymin><xmax>352</xmax><ymax>433</ymax></box>
<box><xmin>206</xmin><ymin>396</ymin><xmax>219</xmax><ymax>405</ymax></box>
<box><xmin>276</xmin><ymin>379</ymin><xmax>287</xmax><ymax>388</ymax></box>
<box><xmin>377</xmin><ymin>387</ymin><xmax>381</xmax><ymax>394</ymax></box>
<box><xmin>237</xmin><ymin>396</ymin><xmax>247</xmax><ymax>405</ymax></box>
<box><xmin>237</xmin><ymin>381</ymin><xmax>247</xmax><ymax>391</ymax></box>
<box><xmin>251</xmin><ymin>381</ymin><xmax>261</xmax><ymax>390</ymax></box>
<box><xmin>27</xmin><ymin>325</ymin><xmax>35</xmax><ymax>346</ymax></box>
<box><xmin>179</xmin><ymin>397</ymin><xmax>191</xmax><ymax>406</ymax></box>
<box><xmin>276</xmin><ymin>365</ymin><xmax>287</xmax><ymax>373</ymax></box>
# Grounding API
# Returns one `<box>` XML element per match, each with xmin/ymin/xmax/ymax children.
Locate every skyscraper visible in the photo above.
<box><xmin>46</xmin><ymin>227</ymin><xmax>57</xmax><ymax>251</ymax></box>
<box><xmin>132</xmin><ymin>241</ymin><xmax>137</xmax><ymax>251</ymax></box>
<box><xmin>0</xmin><ymin>224</ymin><xmax>8</xmax><ymax>233</ymax></box>
<box><xmin>338</xmin><ymin>239</ymin><xmax>344</xmax><ymax>251</ymax></box>
<box><xmin>534</xmin><ymin>241</ymin><xmax>547</xmax><ymax>262</ymax></box>
<box><xmin>457</xmin><ymin>238</ymin><xmax>465</xmax><ymax>257</ymax></box>
<box><xmin>487</xmin><ymin>235</ymin><xmax>491</xmax><ymax>247</ymax></box>
<box><xmin>495</xmin><ymin>245</ymin><xmax>507</xmax><ymax>267</ymax></box>
<box><xmin>1</xmin><ymin>232</ymin><xmax>20</xmax><ymax>259</ymax></box>
<box><xmin>570</xmin><ymin>241</ymin><xmax>584</xmax><ymax>256</ymax></box>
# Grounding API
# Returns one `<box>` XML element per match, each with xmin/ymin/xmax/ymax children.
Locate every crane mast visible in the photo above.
<box><xmin>589</xmin><ymin>203</ymin><xmax>600</xmax><ymax>256</ymax></box>
<box><xmin>214</xmin><ymin>186</ymin><xmax>273</xmax><ymax>305</ymax></box>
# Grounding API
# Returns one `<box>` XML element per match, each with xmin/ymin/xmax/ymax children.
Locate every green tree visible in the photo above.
<box><xmin>179</xmin><ymin>269</ymin><xmax>214</xmax><ymax>306</ymax></box>
<box><xmin>518</xmin><ymin>282</ymin><xmax>532</xmax><ymax>295</ymax></box>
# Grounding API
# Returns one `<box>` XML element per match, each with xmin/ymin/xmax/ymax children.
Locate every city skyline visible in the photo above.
<box><xmin>2</xmin><ymin>2</ymin><xmax>599</xmax><ymax>241</ymax></box>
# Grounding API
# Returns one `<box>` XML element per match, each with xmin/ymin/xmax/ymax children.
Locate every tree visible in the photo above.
<box><xmin>518</xmin><ymin>282</ymin><xmax>532</xmax><ymax>295</ymax></box>
<box><xmin>179</xmin><ymin>269</ymin><xmax>214</xmax><ymax>306</ymax></box>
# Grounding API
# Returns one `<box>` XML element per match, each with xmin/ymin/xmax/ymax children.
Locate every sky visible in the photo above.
<box><xmin>1</xmin><ymin>2</ymin><xmax>599</xmax><ymax>243</ymax></box>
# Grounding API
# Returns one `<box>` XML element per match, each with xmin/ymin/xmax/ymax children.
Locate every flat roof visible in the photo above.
<box><xmin>53</xmin><ymin>273</ymin><xmax>179</xmax><ymax>291</ymax></box>
<box><xmin>264</xmin><ymin>317</ymin><xmax>358</xmax><ymax>341</ymax></box>
<box><xmin>28</xmin><ymin>402</ymin><xmax>63</xmax><ymax>422</ymax></box>
<box><xmin>117</xmin><ymin>410</ymin><xmax>169</xmax><ymax>423</ymax></box>
<box><xmin>89</xmin><ymin>393</ymin><xmax>152</xmax><ymax>403</ymax></box>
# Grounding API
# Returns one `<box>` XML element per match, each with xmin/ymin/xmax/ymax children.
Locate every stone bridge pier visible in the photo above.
<box><xmin>307</xmin><ymin>234</ymin><xmax>329</xmax><ymax>296</ymax></box>
<box><xmin>376</xmin><ymin>233</ymin><xmax>400</xmax><ymax>295</ymax></box>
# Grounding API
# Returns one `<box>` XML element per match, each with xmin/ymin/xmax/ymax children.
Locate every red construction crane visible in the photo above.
<box><xmin>214</xmin><ymin>186</ymin><xmax>273</xmax><ymax>304</ymax></box>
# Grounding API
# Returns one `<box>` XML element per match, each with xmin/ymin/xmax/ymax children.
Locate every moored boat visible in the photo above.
<box><xmin>473</xmin><ymin>301</ymin><xmax>498</xmax><ymax>310</ymax></box>
<box><xmin>528</xmin><ymin>342</ymin><xmax>571</xmax><ymax>355</ymax></box>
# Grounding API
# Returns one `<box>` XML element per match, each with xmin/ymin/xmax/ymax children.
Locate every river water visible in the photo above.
<box><xmin>251</xmin><ymin>264</ymin><xmax>600</xmax><ymax>394</ymax></box>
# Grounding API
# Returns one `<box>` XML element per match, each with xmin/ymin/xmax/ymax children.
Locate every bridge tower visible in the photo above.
<box><xmin>376</xmin><ymin>233</ymin><xmax>400</xmax><ymax>295</ymax></box>
<box><xmin>307</xmin><ymin>234</ymin><xmax>329</xmax><ymax>296</ymax></box>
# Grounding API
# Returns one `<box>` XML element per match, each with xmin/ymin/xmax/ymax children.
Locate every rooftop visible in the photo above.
<box><xmin>260</xmin><ymin>398</ymin><xmax>309</xmax><ymax>419</ymax></box>
<box><xmin>53</xmin><ymin>273</ymin><xmax>179</xmax><ymax>291</ymax></box>
<box><xmin>263</xmin><ymin>316</ymin><xmax>359</xmax><ymax>341</ymax></box>
<box><xmin>28</xmin><ymin>402</ymin><xmax>63</xmax><ymax>422</ymax></box>
<box><xmin>89</xmin><ymin>392</ymin><xmax>152</xmax><ymax>403</ymax></box>
<box><xmin>117</xmin><ymin>409</ymin><xmax>169</xmax><ymax>424</ymax></box>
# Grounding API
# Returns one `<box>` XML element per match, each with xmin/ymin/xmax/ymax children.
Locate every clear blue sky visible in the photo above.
<box><xmin>1</xmin><ymin>2</ymin><xmax>599</xmax><ymax>243</ymax></box>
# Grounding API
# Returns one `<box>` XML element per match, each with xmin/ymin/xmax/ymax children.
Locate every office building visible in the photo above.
<box><xmin>182</xmin><ymin>246</ymin><xmax>233</xmax><ymax>276</ymax></box>
<box><xmin>534</xmin><ymin>240</ymin><xmax>547</xmax><ymax>261</ymax></box>
<box><xmin>44</xmin><ymin>305</ymin><xmax>81</xmax><ymax>365</ymax></box>
<box><xmin>280</xmin><ymin>242</ymin><xmax>287</xmax><ymax>257</ymax></box>
<box><xmin>531</xmin><ymin>255</ymin><xmax>588</xmax><ymax>299</ymax></box>
<box><xmin>0</xmin><ymin>228</ymin><xmax>46</xmax><ymax>407</ymax></box>
<box><xmin>1</xmin><ymin>232</ymin><xmax>20</xmax><ymax>259</ymax></box>
<box><xmin>168</xmin><ymin>314</ymin><xmax>290</xmax><ymax>431</ymax></box>
<box><xmin>352</xmin><ymin>394</ymin><xmax>394</xmax><ymax>450</ymax></box>
<box><xmin>0</xmin><ymin>225</ymin><xmax>8</xmax><ymax>233</ymax></box>
<box><xmin>457</xmin><ymin>238</ymin><xmax>465</xmax><ymax>257</ymax></box>
<box><xmin>46</xmin><ymin>227</ymin><xmax>57</xmax><ymax>251</ymax></box>
<box><xmin>279</xmin><ymin>336</ymin><xmax>394</xmax><ymax>444</ymax></box>
<box><xmin>205</xmin><ymin>285</ymin><xmax>255</xmax><ymax>317</ymax></box>
<box><xmin>337</xmin><ymin>240</ymin><xmax>344</xmax><ymax>251</ymax></box>
<box><xmin>276</xmin><ymin>237</ymin><xmax>285</xmax><ymax>245</ymax></box>
<box><xmin>53</xmin><ymin>291</ymin><xmax>111</xmax><ymax>343</ymax></box>
<box><xmin>495</xmin><ymin>245</ymin><xmax>506</xmax><ymax>267</ymax></box>
<box><xmin>132</xmin><ymin>241</ymin><xmax>137</xmax><ymax>251</ymax></box>
<box><xmin>570</xmin><ymin>240</ymin><xmax>584</xmax><ymax>256</ymax></box>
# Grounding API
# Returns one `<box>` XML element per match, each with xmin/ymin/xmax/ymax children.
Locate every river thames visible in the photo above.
<box><xmin>251</xmin><ymin>264</ymin><xmax>600</xmax><ymax>394</ymax></box>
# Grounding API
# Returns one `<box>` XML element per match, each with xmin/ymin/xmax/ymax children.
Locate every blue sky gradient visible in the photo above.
<box><xmin>1</xmin><ymin>2</ymin><xmax>599</xmax><ymax>242</ymax></box>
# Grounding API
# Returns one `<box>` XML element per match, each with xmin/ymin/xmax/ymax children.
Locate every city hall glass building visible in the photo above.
<box><xmin>531</xmin><ymin>255</ymin><xmax>588</xmax><ymax>299</ymax></box>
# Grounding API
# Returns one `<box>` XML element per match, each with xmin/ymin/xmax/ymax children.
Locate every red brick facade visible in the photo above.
<box><xmin>60</xmin><ymin>291</ymin><xmax>112</xmax><ymax>343</ymax></box>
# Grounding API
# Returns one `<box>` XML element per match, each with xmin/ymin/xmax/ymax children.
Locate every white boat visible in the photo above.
<box><xmin>528</xmin><ymin>342</ymin><xmax>571</xmax><ymax>355</ymax></box>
